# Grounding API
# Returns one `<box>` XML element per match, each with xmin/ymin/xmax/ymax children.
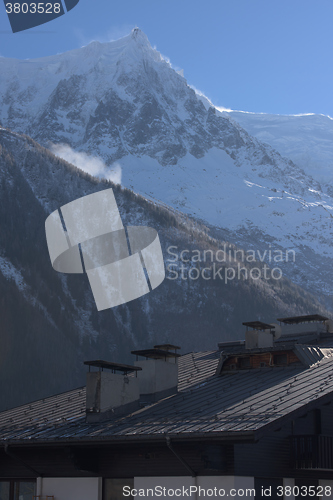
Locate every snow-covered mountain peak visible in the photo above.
<box><xmin>68</xmin><ymin>28</ymin><xmax>164</xmax><ymax>73</ymax></box>
<box><xmin>81</xmin><ymin>28</ymin><xmax>156</xmax><ymax>59</ymax></box>
<box><xmin>130</xmin><ymin>27</ymin><xmax>150</xmax><ymax>45</ymax></box>
<box><xmin>0</xmin><ymin>29</ymin><xmax>163</xmax><ymax>86</ymax></box>
<box><xmin>2</xmin><ymin>32</ymin><xmax>333</xmax><ymax>302</ymax></box>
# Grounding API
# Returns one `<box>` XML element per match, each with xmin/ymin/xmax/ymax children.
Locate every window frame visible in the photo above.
<box><xmin>103</xmin><ymin>478</ymin><xmax>134</xmax><ymax>500</ymax></box>
<box><xmin>0</xmin><ymin>478</ymin><xmax>36</xmax><ymax>500</ymax></box>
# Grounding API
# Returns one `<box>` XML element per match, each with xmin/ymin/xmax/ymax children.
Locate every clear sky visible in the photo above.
<box><xmin>0</xmin><ymin>0</ymin><xmax>332</xmax><ymax>117</ymax></box>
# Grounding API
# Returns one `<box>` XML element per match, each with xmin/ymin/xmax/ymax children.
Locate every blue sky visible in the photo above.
<box><xmin>1</xmin><ymin>0</ymin><xmax>332</xmax><ymax>117</ymax></box>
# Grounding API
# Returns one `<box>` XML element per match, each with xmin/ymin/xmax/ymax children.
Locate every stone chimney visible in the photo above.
<box><xmin>132</xmin><ymin>344</ymin><xmax>181</xmax><ymax>403</ymax></box>
<box><xmin>84</xmin><ymin>360</ymin><xmax>141</xmax><ymax>422</ymax></box>
<box><xmin>243</xmin><ymin>321</ymin><xmax>275</xmax><ymax>349</ymax></box>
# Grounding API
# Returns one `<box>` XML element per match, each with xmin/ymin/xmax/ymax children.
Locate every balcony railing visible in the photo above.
<box><xmin>292</xmin><ymin>435</ymin><xmax>333</xmax><ymax>470</ymax></box>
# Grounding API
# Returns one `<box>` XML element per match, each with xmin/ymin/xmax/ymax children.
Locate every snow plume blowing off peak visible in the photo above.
<box><xmin>50</xmin><ymin>144</ymin><xmax>122</xmax><ymax>185</ymax></box>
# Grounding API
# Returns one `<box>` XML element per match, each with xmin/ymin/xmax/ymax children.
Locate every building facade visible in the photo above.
<box><xmin>1</xmin><ymin>316</ymin><xmax>333</xmax><ymax>500</ymax></box>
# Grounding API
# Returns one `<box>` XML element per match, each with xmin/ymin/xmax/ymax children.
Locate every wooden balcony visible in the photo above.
<box><xmin>292</xmin><ymin>435</ymin><xmax>333</xmax><ymax>470</ymax></box>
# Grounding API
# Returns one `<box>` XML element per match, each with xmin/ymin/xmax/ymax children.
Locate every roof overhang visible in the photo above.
<box><xmin>0</xmin><ymin>430</ymin><xmax>256</xmax><ymax>448</ymax></box>
<box><xmin>277</xmin><ymin>314</ymin><xmax>329</xmax><ymax>325</ymax></box>
<box><xmin>242</xmin><ymin>321</ymin><xmax>274</xmax><ymax>331</ymax></box>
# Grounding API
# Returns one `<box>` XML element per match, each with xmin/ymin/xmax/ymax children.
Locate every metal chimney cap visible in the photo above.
<box><xmin>242</xmin><ymin>321</ymin><xmax>275</xmax><ymax>331</ymax></box>
<box><xmin>84</xmin><ymin>360</ymin><xmax>142</xmax><ymax>373</ymax></box>
<box><xmin>154</xmin><ymin>344</ymin><xmax>181</xmax><ymax>350</ymax></box>
<box><xmin>277</xmin><ymin>314</ymin><xmax>329</xmax><ymax>325</ymax></box>
<box><xmin>131</xmin><ymin>348</ymin><xmax>181</xmax><ymax>359</ymax></box>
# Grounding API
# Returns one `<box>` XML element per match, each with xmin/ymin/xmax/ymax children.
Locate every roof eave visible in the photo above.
<box><xmin>0</xmin><ymin>430</ymin><xmax>255</xmax><ymax>448</ymax></box>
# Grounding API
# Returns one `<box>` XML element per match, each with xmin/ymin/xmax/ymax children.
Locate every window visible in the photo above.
<box><xmin>314</xmin><ymin>408</ymin><xmax>322</xmax><ymax>435</ymax></box>
<box><xmin>104</xmin><ymin>479</ymin><xmax>134</xmax><ymax>500</ymax></box>
<box><xmin>239</xmin><ymin>357</ymin><xmax>251</xmax><ymax>369</ymax></box>
<box><xmin>13</xmin><ymin>481</ymin><xmax>35</xmax><ymax>500</ymax></box>
<box><xmin>0</xmin><ymin>482</ymin><xmax>10</xmax><ymax>500</ymax></box>
<box><xmin>255</xmin><ymin>478</ymin><xmax>283</xmax><ymax>500</ymax></box>
<box><xmin>273</xmin><ymin>354</ymin><xmax>288</xmax><ymax>366</ymax></box>
<box><xmin>294</xmin><ymin>479</ymin><xmax>318</xmax><ymax>500</ymax></box>
<box><xmin>0</xmin><ymin>481</ymin><xmax>35</xmax><ymax>500</ymax></box>
<box><xmin>201</xmin><ymin>445</ymin><xmax>227</xmax><ymax>472</ymax></box>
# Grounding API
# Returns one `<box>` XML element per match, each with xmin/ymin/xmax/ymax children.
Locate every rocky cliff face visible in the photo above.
<box><xmin>1</xmin><ymin>29</ymin><xmax>244</xmax><ymax>164</ymax></box>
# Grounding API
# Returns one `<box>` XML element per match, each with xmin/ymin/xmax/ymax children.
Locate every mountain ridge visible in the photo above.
<box><xmin>223</xmin><ymin>110</ymin><xmax>333</xmax><ymax>185</ymax></box>
<box><xmin>1</xmin><ymin>29</ymin><xmax>333</xmax><ymax>305</ymax></box>
<box><xmin>0</xmin><ymin>126</ymin><xmax>329</xmax><ymax>410</ymax></box>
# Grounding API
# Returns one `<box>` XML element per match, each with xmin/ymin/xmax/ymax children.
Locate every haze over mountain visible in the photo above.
<box><xmin>223</xmin><ymin>111</ymin><xmax>333</xmax><ymax>185</ymax></box>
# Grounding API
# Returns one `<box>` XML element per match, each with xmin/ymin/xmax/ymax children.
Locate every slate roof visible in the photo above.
<box><xmin>1</xmin><ymin>347</ymin><xmax>333</xmax><ymax>444</ymax></box>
